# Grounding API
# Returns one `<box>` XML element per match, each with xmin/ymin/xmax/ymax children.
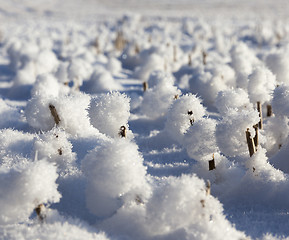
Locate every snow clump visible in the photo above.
<box><xmin>183</xmin><ymin>118</ymin><xmax>218</xmax><ymax>162</ymax></box>
<box><xmin>82</xmin><ymin>138</ymin><xmax>150</xmax><ymax>218</ymax></box>
<box><xmin>215</xmin><ymin>88</ymin><xmax>253</xmax><ymax>115</ymax></box>
<box><xmin>272</xmin><ymin>84</ymin><xmax>289</xmax><ymax>117</ymax></box>
<box><xmin>164</xmin><ymin>93</ymin><xmax>206</xmax><ymax>143</ymax></box>
<box><xmin>248</xmin><ymin>66</ymin><xmax>276</xmax><ymax>105</ymax></box>
<box><xmin>266</xmin><ymin>51</ymin><xmax>289</xmax><ymax>85</ymax></box>
<box><xmin>230</xmin><ymin>42</ymin><xmax>261</xmax><ymax>90</ymax></box>
<box><xmin>145</xmin><ymin>174</ymin><xmax>247</xmax><ymax>239</ymax></box>
<box><xmin>0</xmin><ymin>160</ymin><xmax>61</xmax><ymax>224</ymax></box>
<box><xmin>89</xmin><ymin>92</ymin><xmax>131</xmax><ymax>138</ymax></box>
<box><xmin>216</xmin><ymin>108</ymin><xmax>260</xmax><ymax>158</ymax></box>
<box><xmin>84</xmin><ymin>69</ymin><xmax>123</xmax><ymax>93</ymax></box>
<box><xmin>25</xmin><ymin>92</ymin><xmax>93</xmax><ymax>136</ymax></box>
<box><xmin>140</xmin><ymin>73</ymin><xmax>181</xmax><ymax>119</ymax></box>
<box><xmin>106</xmin><ymin>57</ymin><xmax>122</xmax><ymax>75</ymax></box>
<box><xmin>33</xmin><ymin>128</ymin><xmax>76</xmax><ymax>173</ymax></box>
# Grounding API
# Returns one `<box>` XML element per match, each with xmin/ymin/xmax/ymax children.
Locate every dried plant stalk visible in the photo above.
<box><xmin>257</xmin><ymin>101</ymin><xmax>263</xmax><ymax>129</ymax></box>
<box><xmin>188</xmin><ymin>53</ymin><xmax>192</xmax><ymax>66</ymax></box>
<box><xmin>143</xmin><ymin>81</ymin><xmax>148</xmax><ymax>92</ymax></box>
<box><xmin>164</xmin><ymin>59</ymin><xmax>167</xmax><ymax>71</ymax></box>
<box><xmin>58</xmin><ymin>148</ymin><xmax>63</xmax><ymax>155</ymax></box>
<box><xmin>135</xmin><ymin>44</ymin><xmax>140</xmax><ymax>54</ymax></box>
<box><xmin>202</xmin><ymin>50</ymin><xmax>207</xmax><ymax>65</ymax></box>
<box><xmin>246</xmin><ymin>128</ymin><xmax>256</xmax><ymax>157</ymax></box>
<box><xmin>114</xmin><ymin>31</ymin><xmax>126</xmax><ymax>51</ymax></box>
<box><xmin>188</xmin><ymin>110</ymin><xmax>194</xmax><ymax>125</ymax></box>
<box><xmin>267</xmin><ymin>104</ymin><xmax>272</xmax><ymax>117</ymax></box>
<box><xmin>279</xmin><ymin>144</ymin><xmax>282</xmax><ymax>149</ymax></box>
<box><xmin>253</xmin><ymin>124</ymin><xmax>259</xmax><ymax>149</ymax></box>
<box><xmin>206</xmin><ymin>180</ymin><xmax>211</xmax><ymax>195</ymax></box>
<box><xmin>208</xmin><ymin>154</ymin><xmax>216</xmax><ymax>171</ymax></box>
<box><xmin>94</xmin><ymin>37</ymin><xmax>100</xmax><ymax>54</ymax></box>
<box><xmin>119</xmin><ymin>126</ymin><xmax>127</xmax><ymax>138</ymax></box>
<box><xmin>275</xmin><ymin>32</ymin><xmax>282</xmax><ymax>42</ymax></box>
<box><xmin>35</xmin><ymin>204</ymin><xmax>46</xmax><ymax>223</ymax></box>
<box><xmin>49</xmin><ymin>104</ymin><xmax>60</xmax><ymax>125</ymax></box>
<box><xmin>173</xmin><ymin>45</ymin><xmax>177</xmax><ymax>62</ymax></box>
<box><xmin>200</xmin><ymin>199</ymin><xmax>205</xmax><ymax>208</ymax></box>
<box><xmin>135</xmin><ymin>195</ymin><xmax>144</xmax><ymax>205</ymax></box>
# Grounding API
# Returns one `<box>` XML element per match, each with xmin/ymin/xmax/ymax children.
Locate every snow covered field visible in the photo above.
<box><xmin>1</xmin><ymin>0</ymin><xmax>289</xmax><ymax>239</ymax></box>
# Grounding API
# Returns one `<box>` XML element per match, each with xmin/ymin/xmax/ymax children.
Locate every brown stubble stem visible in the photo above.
<box><xmin>246</xmin><ymin>128</ymin><xmax>256</xmax><ymax>157</ymax></box>
<box><xmin>257</xmin><ymin>101</ymin><xmax>263</xmax><ymax>129</ymax></box>
<box><xmin>49</xmin><ymin>104</ymin><xmax>60</xmax><ymax>125</ymax></box>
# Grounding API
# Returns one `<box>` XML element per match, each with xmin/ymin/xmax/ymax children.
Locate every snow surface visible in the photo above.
<box><xmin>1</xmin><ymin>0</ymin><xmax>289</xmax><ymax>240</ymax></box>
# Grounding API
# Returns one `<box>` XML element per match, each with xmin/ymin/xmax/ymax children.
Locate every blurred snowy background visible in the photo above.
<box><xmin>1</xmin><ymin>0</ymin><xmax>288</xmax><ymax>21</ymax></box>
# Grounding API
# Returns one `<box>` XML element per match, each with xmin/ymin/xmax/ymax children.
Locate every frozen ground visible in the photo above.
<box><xmin>1</xmin><ymin>0</ymin><xmax>289</xmax><ymax>240</ymax></box>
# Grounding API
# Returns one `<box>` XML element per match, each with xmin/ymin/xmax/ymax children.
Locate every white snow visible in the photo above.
<box><xmin>1</xmin><ymin>0</ymin><xmax>289</xmax><ymax>239</ymax></box>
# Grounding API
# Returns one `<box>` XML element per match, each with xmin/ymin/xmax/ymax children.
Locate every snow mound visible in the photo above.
<box><xmin>164</xmin><ymin>93</ymin><xmax>206</xmax><ymax>143</ymax></box>
<box><xmin>89</xmin><ymin>92</ymin><xmax>131</xmax><ymax>138</ymax></box>
<box><xmin>82</xmin><ymin>138</ymin><xmax>150</xmax><ymax>218</ymax></box>
<box><xmin>0</xmin><ymin>160</ymin><xmax>61</xmax><ymax>224</ymax></box>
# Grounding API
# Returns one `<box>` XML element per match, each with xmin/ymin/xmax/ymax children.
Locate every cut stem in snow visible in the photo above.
<box><xmin>206</xmin><ymin>180</ymin><xmax>211</xmax><ymax>195</ymax></box>
<box><xmin>267</xmin><ymin>104</ymin><xmax>272</xmax><ymax>117</ymax></box>
<box><xmin>49</xmin><ymin>104</ymin><xmax>60</xmax><ymax>125</ymax></box>
<box><xmin>253</xmin><ymin>124</ymin><xmax>258</xmax><ymax>149</ymax></box>
<box><xmin>143</xmin><ymin>81</ymin><xmax>148</xmax><ymax>92</ymax></box>
<box><xmin>246</xmin><ymin>128</ymin><xmax>256</xmax><ymax>157</ymax></box>
<box><xmin>208</xmin><ymin>154</ymin><xmax>216</xmax><ymax>171</ymax></box>
<box><xmin>35</xmin><ymin>204</ymin><xmax>46</xmax><ymax>223</ymax></box>
<box><xmin>188</xmin><ymin>53</ymin><xmax>192</xmax><ymax>66</ymax></box>
<box><xmin>135</xmin><ymin>195</ymin><xmax>144</xmax><ymax>205</ymax></box>
<box><xmin>115</xmin><ymin>31</ymin><xmax>126</xmax><ymax>51</ymax></box>
<box><xmin>200</xmin><ymin>199</ymin><xmax>205</xmax><ymax>208</ymax></box>
<box><xmin>188</xmin><ymin>110</ymin><xmax>194</xmax><ymax>125</ymax></box>
<box><xmin>94</xmin><ymin>37</ymin><xmax>100</xmax><ymax>54</ymax></box>
<box><xmin>173</xmin><ymin>45</ymin><xmax>177</xmax><ymax>62</ymax></box>
<box><xmin>119</xmin><ymin>126</ymin><xmax>127</xmax><ymax>138</ymax></box>
<box><xmin>257</xmin><ymin>101</ymin><xmax>263</xmax><ymax>129</ymax></box>
<box><xmin>135</xmin><ymin>44</ymin><xmax>140</xmax><ymax>54</ymax></box>
<box><xmin>202</xmin><ymin>50</ymin><xmax>207</xmax><ymax>65</ymax></box>
<box><xmin>58</xmin><ymin>148</ymin><xmax>63</xmax><ymax>155</ymax></box>
<box><xmin>164</xmin><ymin>59</ymin><xmax>167</xmax><ymax>71</ymax></box>
<box><xmin>279</xmin><ymin>144</ymin><xmax>282</xmax><ymax>149</ymax></box>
